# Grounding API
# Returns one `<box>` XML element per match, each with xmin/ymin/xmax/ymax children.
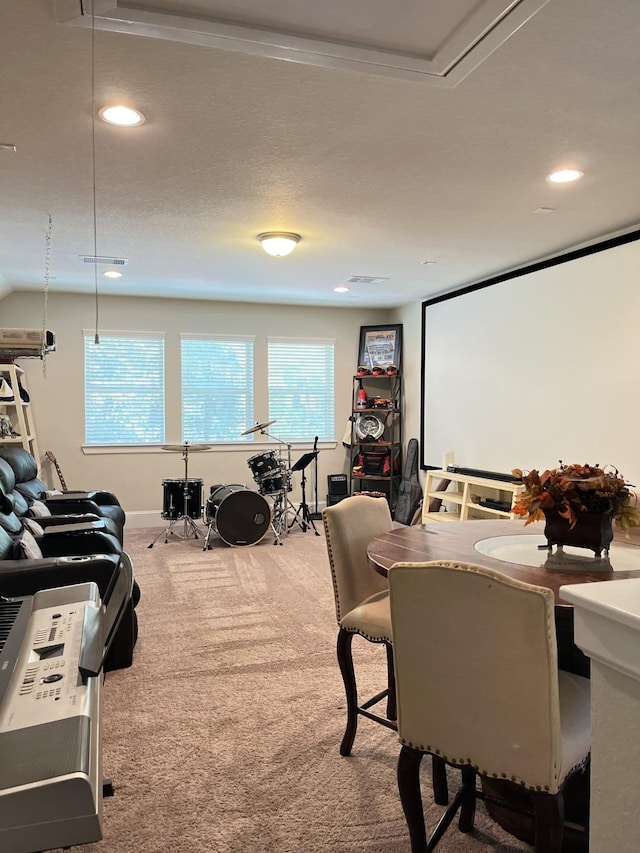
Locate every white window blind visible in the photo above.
<box><xmin>84</xmin><ymin>334</ymin><xmax>165</xmax><ymax>445</ymax></box>
<box><xmin>181</xmin><ymin>336</ymin><xmax>254</xmax><ymax>442</ymax></box>
<box><xmin>268</xmin><ymin>338</ymin><xmax>335</xmax><ymax>442</ymax></box>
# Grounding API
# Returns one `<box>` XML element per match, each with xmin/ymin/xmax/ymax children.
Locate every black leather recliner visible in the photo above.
<box><xmin>0</xmin><ymin>486</ymin><xmax>140</xmax><ymax>603</ymax></box>
<box><xmin>0</xmin><ymin>502</ymin><xmax>123</xmax><ymax>557</ymax></box>
<box><xmin>0</xmin><ymin>457</ymin><xmax>123</xmax><ymax>545</ymax></box>
<box><xmin>0</xmin><ymin>449</ymin><xmax>125</xmax><ymax>543</ymax></box>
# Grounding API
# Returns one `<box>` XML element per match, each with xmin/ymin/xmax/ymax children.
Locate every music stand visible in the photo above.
<box><xmin>288</xmin><ymin>451</ymin><xmax>320</xmax><ymax>535</ymax></box>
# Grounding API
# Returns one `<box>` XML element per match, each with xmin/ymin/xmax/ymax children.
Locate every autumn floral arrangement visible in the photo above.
<box><xmin>511</xmin><ymin>462</ymin><xmax>640</xmax><ymax>531</ymax></box>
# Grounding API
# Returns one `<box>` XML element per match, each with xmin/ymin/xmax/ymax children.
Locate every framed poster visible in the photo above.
<box><xmin>358</xmin><ymin>324</ymin><xmax>402</xmax><ymax>370</ymax></box>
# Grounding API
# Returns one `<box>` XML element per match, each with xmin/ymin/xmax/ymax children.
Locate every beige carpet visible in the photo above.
<box><xmin>69</xmin><ymin>525</ymin><xmax>532</xmax><ymax>853</ymax></box>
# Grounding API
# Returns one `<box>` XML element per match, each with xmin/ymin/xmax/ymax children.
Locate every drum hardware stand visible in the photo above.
<box><xmin>309</xmin><ymin>435</ymin><xmax>323</xmax><ymax>521</ymax></box>
<box><xmin>202</xmin><ymin>518</ymin><xmax>216</xmax><ymax>551</ymax></box>
<box><xmin>242</xmin><ymin>419</ymin><xmax>293</xmax><ymax>544</ymax></box>
<box><xmin>259</xmin><ymin>428</ymin><xmax>293</xmax><ymax>543</ymax></box>
<box><xmin>288</xmin><ymin>451</ymin><xmax>320</xmax><ymax>535</ymax></box>
<box><xmin>268</xmin><ymin>491</ymin><xmax>289</xmax><ymax>545</ymax></box>
<box><xmin>148</xmin><ymin>442</ymin><xmax>207</xmax><ymax>548</ymax></box>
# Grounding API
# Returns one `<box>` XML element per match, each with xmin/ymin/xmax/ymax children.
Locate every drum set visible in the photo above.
<box><xmin>148</xmin><ymin>420</ymin><xmax>320</xmax><ymax>550</ymax></box>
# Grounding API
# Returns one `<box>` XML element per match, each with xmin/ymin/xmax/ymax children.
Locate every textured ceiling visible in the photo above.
<box><xmin>2</xmin><ymin>0</ymin><xmax>640</xmax><ymax>308</ymax></box>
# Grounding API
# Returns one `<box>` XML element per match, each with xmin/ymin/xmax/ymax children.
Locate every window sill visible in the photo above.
<box><xmin>82</xmin><ymin>441</ymin><xmax>337</xmax><ymax>455</ymax></box>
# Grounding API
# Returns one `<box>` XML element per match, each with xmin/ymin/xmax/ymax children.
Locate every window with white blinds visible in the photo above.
<box><xmin>268</xmin><ymin>338</ymin><xmax>335</xmax><ymax>442</ymax></box>
<box><xmin>84</xmin><ymin>334</ymin><xmax>165</xmax><ymax>445</ymax></box>
<box><xmin>181</xmin><ymin>335</ymin><xmax>254</xmax><ymax>442</ymax></box>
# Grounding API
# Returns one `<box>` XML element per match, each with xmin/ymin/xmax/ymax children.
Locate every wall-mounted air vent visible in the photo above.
<box><xmin>345</xmin><ymin>276</ymin><xmax>388</xmax><ymax>285</ymax></box>
<box><xmin>79</xmin><ymin>255</ymin><xmax>128</xmax><ymax>265</ymax></box>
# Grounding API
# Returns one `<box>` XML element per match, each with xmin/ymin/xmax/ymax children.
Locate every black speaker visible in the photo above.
<box><xmin>326</xmin><ymin>493</ymin><xmax>347</xmax><ymax>506</ymax></box>
<box><xmin>327</xmin><ymin>474</ymin><xmax>348</xmax><ymax>497</ymax></box>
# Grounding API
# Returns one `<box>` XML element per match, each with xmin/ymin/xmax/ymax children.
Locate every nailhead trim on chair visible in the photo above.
<box><xmin>344</xmin><ymin>626</ymin><xmax>391</xmax><ymax>643</ymax></box>
<box><xmin>399</xmin><ymin>737</ymin><xmax>589</xmax><ymax>793</ymax></box>
<box><xmin>323</xmin><ymin>512</ymin><xmax>393</xmax><ymax>642</ymax></box>
<box><xmin>322</xmin><ymin>513</ymin><xmax>344</xmax><ymax>624</ymax></box>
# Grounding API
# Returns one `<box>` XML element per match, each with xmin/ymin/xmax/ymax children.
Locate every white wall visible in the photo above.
<box><xmin>1</xmin><ymin>291</ymin><xmax>400</xmax><ymax>521</ymax></box>
<box><xmin>395</xmin><ymin>302</ymin><xmax>423</xmax><ymax>451</ymax></box>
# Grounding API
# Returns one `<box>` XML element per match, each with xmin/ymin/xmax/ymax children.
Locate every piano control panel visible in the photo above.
<box><xmin>0</xmin><ymin>584</ymin><xmax>101</xmax><ymax>732</ymax></box>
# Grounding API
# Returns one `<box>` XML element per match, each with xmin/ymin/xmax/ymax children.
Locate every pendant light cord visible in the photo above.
<box><xmin>42</xmin><ymin>213</ymin><xmax>52</xmax><ymax>377</ymax></box>
<box><xmin>91</xmin><ymin>1</ymin><xmax>100</xmax><ymax>344</ymax></box>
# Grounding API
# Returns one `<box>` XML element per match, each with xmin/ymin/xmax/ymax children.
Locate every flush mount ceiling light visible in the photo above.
<box><xmin>257</xmin><ymin>232</ymin><xmax>301</xmax><ymax>257</ymax></box>
<box><xmin>103</xmin><ymin>270</ymin><xmax>123</xmax><ymax>279</ymax></box>
<box><xmin>334</xmin><ymin>286</ymin><xmax>349</xmax><ymax>293</ymax></box>
<box><xmin>99</xmin><ymin>105</ymin><xmax>145</xmax><ymax>127</ymax></box>
<box><xmin>546</xmin><ymin>168</ymin><xmax>584</xmax><ymax>184</ymax></box>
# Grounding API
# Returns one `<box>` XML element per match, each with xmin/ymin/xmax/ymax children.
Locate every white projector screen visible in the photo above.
<box><xmin>421</xmin><ymin>231</ymin><xmax>640</xmax><ymax>486</ymax></box>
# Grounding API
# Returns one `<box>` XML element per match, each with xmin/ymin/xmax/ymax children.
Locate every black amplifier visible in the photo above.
<box><xmin>327</xmin><ymin>474</ymin><xmax>348</xmax><ymax>496</ymax></box>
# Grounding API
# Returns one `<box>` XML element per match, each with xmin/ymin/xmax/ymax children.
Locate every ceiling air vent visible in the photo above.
<box><xmin>345</xmin><ymin>276</ymin><xmax>388</xmax><ymax>285</ymax></box>
<box><xmin>79</xmin><ymin>255</ymin><xmax>128</xmax><ymax>265</ymax></box>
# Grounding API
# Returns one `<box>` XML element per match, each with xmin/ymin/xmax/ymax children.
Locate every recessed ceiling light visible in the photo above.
<box><xmin>546</xmin><ymin>169</ymin><xmax>584</xmax><ymax>184</ymax></box>
<box><xmin>334</xmin><ymin>286</ymin><xmax>349</xmax><ymax>293</ymax></box>
<box><xmin>103</xmin><ymin>270</ymin><xmax>123</xmax><ymax>279</ymax></box>
<box><xmin>421</xmin><ymin>260</ymin><xmax>437</xmax><ymax>266</ymax></box>
<box><xmin>99</xmin><ymin>105</ymin><xmax>145</xmax><ymax>127</ymax></box>
<box><xmin>534</xmin><ymin>207</ymin><xmax>556</xmax><ymax>214</ymax></box>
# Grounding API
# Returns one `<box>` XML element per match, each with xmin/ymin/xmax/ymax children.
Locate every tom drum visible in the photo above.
<box><xmin>205</xmin><ymin>484</ymin><xmax>271</xmax><ymax>547</ymax></box>
<box><xmin>247</xmin><ymin>451</ymin><xmax>281</xmax><ymax>483</ymax></box>
<box><xmin>162</xmin><ymin>478</ymin><xmax>203</xmax><ymax>520</ymax></box>
<box><xmin>258</xmin><ymin>470</ymin><xmax>291</xmax><ymax>496</ymax></box>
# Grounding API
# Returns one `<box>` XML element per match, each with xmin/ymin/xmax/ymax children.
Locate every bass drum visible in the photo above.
<box><xmin>206</xmin><ymin>485</ymin><xmax>271</xmax><ymax>547</ymax></box>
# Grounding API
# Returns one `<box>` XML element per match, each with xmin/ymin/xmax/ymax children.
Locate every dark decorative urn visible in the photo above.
<box><xmin>542</xmin><ymin>507</ymin><xmax>614</xmax><ymax>557</ymax></box>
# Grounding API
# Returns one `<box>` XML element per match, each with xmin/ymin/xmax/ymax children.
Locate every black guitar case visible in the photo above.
<box><xmin>393</xmin><ymin>438</ymin><xmax>423</xmax><ymax>525</ymax></box>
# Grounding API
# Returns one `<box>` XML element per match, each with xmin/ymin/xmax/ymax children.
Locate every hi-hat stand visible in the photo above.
<box><xmin>288</xmin><ymin>451</ymin><xmax>320</xmax><ymax>535</ymax></box>
<box><xmin>148</xmin><ymin>442</ymin><xmax>208</xmax><ymax>548</ymax></box>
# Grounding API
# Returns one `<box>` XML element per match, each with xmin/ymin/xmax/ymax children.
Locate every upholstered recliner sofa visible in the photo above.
<box><xmin>0</xmin><ymin>449</ymin><xmax>125</xmax><ymax>542</ymax></box>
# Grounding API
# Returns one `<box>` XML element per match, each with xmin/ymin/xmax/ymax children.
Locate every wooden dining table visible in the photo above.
<box><xmin>367</xmin><ymin>518</ymin><xmax>640</xmax><ymax>604</ymax></box>
<box><xmin>368</xmin><ymin>517</ymin><xmax>640</xmax><ymax>677</ymax></box>
<box><xmin>367</xmin><ymin>517</ymin><xmax>640</xmax><ymax>851</ymax></box>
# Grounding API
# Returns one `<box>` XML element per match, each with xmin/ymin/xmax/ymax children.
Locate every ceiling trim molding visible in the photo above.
<box><xmin>54</xmin><ymin>0</ymin><xmax>552</xmax><ymax>86</ymax></box>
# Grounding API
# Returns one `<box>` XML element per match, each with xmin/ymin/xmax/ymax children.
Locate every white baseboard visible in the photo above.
<box><xmin>126</xmin><ymin>510</ymin><xmax>167</xmax><ymax>529</ymax></box>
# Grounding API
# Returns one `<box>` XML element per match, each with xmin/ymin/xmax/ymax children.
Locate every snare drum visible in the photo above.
<box><xmin>162</xmin><ymin>478</ymin><xmax>203</xmax><ymax>519</ymax></box>
<box><xmin>258</xmin><ymin>469</ymin><xmax>291</xmax><ymax>496</ymax></box>
<box><xmin>205</xmin><ymin>484</ymin><xmax>271</xmax><ymax>547</ymax></box>
<box><xmin>247</xmin><ymin>450</ymin><xmax>281</xmax><ymax>483</ymax></box>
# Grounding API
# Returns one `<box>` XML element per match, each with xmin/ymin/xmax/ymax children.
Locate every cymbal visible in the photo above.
<box><xmin>161</xmin><ymin>443</ymin><xmax>212</xmax><ymax>452</ymax></box>
<box><xmin>241</xmin><ymin>419</ymin><xmax>276</xmax><ymax>436</ymax></box>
